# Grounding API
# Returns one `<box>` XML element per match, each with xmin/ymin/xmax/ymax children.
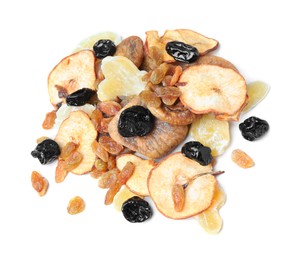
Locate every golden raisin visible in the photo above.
<box><xmin>150</xmin><ymin>63</ymin><xmax>169</xmax><ymax>84</ymax></box>
<box><xmin>67</xmin><ymin>196</ymin><xmax>85</xmax><ymax>215</ymax></box>
<box><xmin>90</xmin><ymin>109</ymin><xmax>103</xmax><ymax>130</ymax></box>
<box><xmin>98</xmin><ymin>168</ymin><xmax>119</xmax><ymax>189</ymax></box>
<box><xmin>118</xmin><ymin>161</ymin><xmax>135</xmax><ymax>184</ymax></box>
<box><xmin>31</xmin><ymin>171</ymin><xmax>49</xmax><ymax>196</ymax></box>
<box><xmin>42</xmin><ymin>110</ymin><xmax>56</xmax><ymax>129</ymax></box>
<box><xmin>172</xmin><ymin>184</ymin><xmax>185</xmax><ymax>212</ymax></box>
<box><xmin>92</xmin><ymin>140</ymin><xmax>109</xmax><ymax>162</ymax></box>
<box><xmin>99</xmin><ymin>117</ymin><xmax>113</xmax><ymax>133</ymax></box>
<box><xmin>99</xmin><ymin>136</ymin><xmax>123</xmax><ymax>155</ymax></box>
<box><xmin>55</xmin><ymin>159</ymin><xmax>68</xmax><ymax>183</ymax></box>
<box><xmin>97</xmin><ymin>101</ymin><xmax>121</xmax><ymax>116</ymax></box>
<box><xmin>139</xmin><ymin>90</ymin><xmax>162</xmax><ymax>108</ymax></box>
<box><xmin>105</xmin><ymin>180</ymin><xmax>122</xmax><ymax>205</ymax></box>
<box><xmin>64</xmin><ymin>151</ymin><xmax>83</xmax><ymax>171</ymax></box>
<box><xmin>60</xmin><ymin>142</ymin><xmax>78</xmax><ymax>160</ymax></box>
<box><xmin>231</xmin><ymin>149</ymin><xmax>255</xmax><ymax>168</ymax></box>
<box><xmin>107</xmin><ymin>155</ymin><xmax>117</xmax><ymax>170</ymax></box>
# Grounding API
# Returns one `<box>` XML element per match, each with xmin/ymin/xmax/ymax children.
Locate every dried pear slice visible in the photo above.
<box><xmin>48</xmin><ymin>50</ymin><xmax>97</xmax><ymax>109</ymax></box>
<box><xmin>116</xmin><ymin>154</ymin><xmax>155</xmax><ymax>196</ymax></box>
<box><xmin>242</xmin><ymin>81</ymin><xmax>270</xmax><ymax>113</ymax></box>
<box><xmin>108</xmin><ymin>96</ymin><xmax>188</xmax><ymax>159</ymax></box>
<box><xmin>194</xmin><ymin>183</ymin><xmax>226</xmax><ymax>234</ymax></box>
<box><xmin>55</xmin><ymin>111</ymin><xmax>97</xmax><ymax>174</ymax></box>
<box><xmin>97</xmin><ymin>56</ymin><xmax>147</xmax><ymax>101</ymax></box>
<box><xmin>161</xmin><ymin>29</ymin><xmax>219</xmax><ymax>62</ymax></box>
<box><xmin>178</xmin><ymin>64</ymin><xmax>247</xmax><ymax>120</ymax></box>
<box><xmin>148</xmin><ymin>152</ymin><xmax>215</xmax><ymax>219</ymax></box>
<box><xmin>190</xmin><ymin>114</ymin><xmax>230</xmax><ymax>157</ymax></box>
<box><xmin>196</xmin><ymin>55</ymin><xmax>239</xmax><ymax>72</ymax></box>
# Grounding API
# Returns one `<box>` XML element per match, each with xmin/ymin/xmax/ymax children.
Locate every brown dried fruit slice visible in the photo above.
<box><xmin>148</xmin><ymin>152</ymin><xmax>216</xmax><ymax>219</ymax></box>
<box><xmin>48</xmin><ymin>50</ymin><xmax>97</xmax><ymax>108</ymax></box>
<box><xmin>116</xmin><ymin>154</ymin><xmax>155</xmax><ymax>196</ymax></box>
<box><xmin>55</xmin><ymin>111</ymin><xmax>97</xmax><ymax>174</ymax></box>
<box><xmin>178</xmin><ymin>64</ymin><xmax>247</xmax><ymax>120</ymax></box>
<box><xmin>67</xmin><ymin>196</ymin><xmax>85</xmax><ymax>215</ymax></box>
<box><xmin>161</xmin><ymin>29</ymin><xmax>219</xmax><ymax>62</ymax></box>
<box><xmin>31</xmin><ymin>171</ymin><xmax>49</xmax><ymax>196</ymax></box>
<box><xmin>231</xmin><ymin>149</ymin><xmax>255</xmax><ymax>168</ymax></box>
<box><xmin>108</xmin><ymin>96</ymin><xmax>188</xmax><ymax>159</ymax></box>
<box><xmin>195</xmin><ymin>55</ymin><xmax>239</xmax><ymax>72</ymax></box>
<box><xmin>115</xmin><ymin>36</ymin><xmax>144</xmax><ymax>68</ymax></box>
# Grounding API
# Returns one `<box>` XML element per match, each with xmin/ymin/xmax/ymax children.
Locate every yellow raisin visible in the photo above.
<box><xmin>31</xmin><ymin>171</ymin><xmax>49</xmax><ymax>196</ymax></box>
<box><xmin>172</xmin><ymin>183</ymin><xmax>185</xmax><ymax>212</ymax></box>
<box><xmin>231</xmin><ymin>149</ymin><xmax>255</xmax><ymax>168</ymax></box>
<box><xmin>67</xmin><ymin>196</ymin><xmax>85</xmax><ymax>215</ymax></box>
<box><xmin>64</xmin><ymin>151</ymin><xmax>83</xmax><ymax>171</ymax></box>
<box><xmin>42</xmin><ymin>110</ymin><xmax>56</xmax><ymax>129</ymax></box>
<box><xmin>60</xmin><ymin>142</ymin><xmax>78</xmax><ymax>160</ymax></box>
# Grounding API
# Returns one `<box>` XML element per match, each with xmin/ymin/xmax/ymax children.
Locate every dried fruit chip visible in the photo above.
<box><xmin>67</xmin><ymin>196</ymin><xmax>85</xmax><ymax>215</ymax></box>
<box><xmin>178</xmin><ymin>64</ymin><xmax>247</xmax><ymax>120</ymax></box>
<box><xmin>190</xmin><ymin>114</ymin><xmax>230</xmax><ymax>156</ymax></box>
<box><xmin>55</xmin><ymin>111</ymin><xmax>97</xmax><ymax>174</ymax></box>
<box><xmin>231</xmin><ymin>149</ymin><xmax>255</xmax><ymax>168</ymax></box>
<box><xmin>31</xmin><ymin>171</ymin><xmax>49</xmax><ymax>196</ymax></box>
<box><xmin>97</xmin><ymin>56</ymin><xmax>147</xmax><ymax>101</ymax></box>
<box><xmin>114</xmin><ymin>186</ymin><xmax>141</xmax><ymax>211</ymax></box>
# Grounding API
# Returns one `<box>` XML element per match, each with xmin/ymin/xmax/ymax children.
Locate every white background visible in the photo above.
<box><xmin>1</xmin><ymin>0</ymin><xmax>297</xmax><ymax>259</ymax></box>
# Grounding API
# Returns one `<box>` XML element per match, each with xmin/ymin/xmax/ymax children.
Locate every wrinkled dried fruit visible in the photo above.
<box><xmin>31</xmin><ymin>171</ymin><xmax>49</xmax><ymax>196</ymax></box>
<box><xmin>166</xmin><ymin>41</ymin><xmax>199</xmax><ymax>63</ymax></box>
<box><xmin>172</xmin><ymin>184</ymin><xmax>185</xmax><ymax>212</ymax></box>
<box><xmin>105</xmin><ymin>180</ymin><xmax>122</xmax><ymax>205</ymax></box>
<box><xmin>139</xmin><ymin>90</ymin><xmax>162</xmax><ymax>108</ymax></box>
<box><xmin>67</xmin><ymin>196</ymin><xmax>85</xmax><ymax>215</ymax></box>
<box><xmin>99</xmin><ymin>136</ymin><xmax>123</xmax><ymax>155</ymax></box>
<box><xmin>181</xmin><ymin>141</ymin><xmax>213</xmax><ymax>166</ymax></box>
<box><xmin>93</xmin><ymin>39</ymin><xmax>116</xmax><ymax>59</ymax></box>
<box><xmin>31</xmin><ymin>139</ymin><xmax>61</xmax><ymax>165</ymax></box>
<box><xmin>64</xmin><ymin>151</ymin><xmax>83</xmax><ymax>172</ymax></box>
<box><xmin>239</xmin><ymin>116</ymin><xmax>269</xmax><ymax>141</ymax></box>
<box><xmin>66</xmin><ymin>88</ymin><xmax>97</xmax><ymax>106</ymax></box>
<box><xmin>107</xmin><ymin>155</ymin><xmax>117</xmax><ymax>170</ymax></box>
<box><xmin>42</xmin><ymin>110</ymin><xmax>57</xmax><ymax>129</ymax></box>
<box><xmin>97</xmin><ymin>101</ymin><xmax>122</xmax><ymax>116</ymax></box>
<box><xmin>55</xmin><ymin>159</ymin><xmax>68</xmax><ymax>183</ymax></box>
<box><xmin>150</xmin><ymin>63</ymin><xmax>169</xmax><ymax>84</ymax></box>
<box><xmin>60</xmin><ymin>142</ymin><xmax>78</xmax><ymax>160</ymax></box>
<box><xmin>98</xmin><ymin>168</ymin><xmax>119</xmax><ymax>189</ymax></box>
<box><xmin>231</xmin><ymin>149</ymin><xmax>254</xmax><ymax>168</ymax></box>
<box><xmin>118</xmin><ymin>161</ymin><xmax>135</xmax><ymax>184</ymax></box>
<box><xmin>118</xmin><ymin>105</ymin><xmax>154</xmax><ymax>137</ymax></box>
<box><xmin>121</xmin><ymin>196</ymin><xmax>152</xmax><ymax>223</ymax></box>
<box><xmin>92</xmin><ymin>140</ymin><xmax>109</xmax><ymax>162</ymax></box>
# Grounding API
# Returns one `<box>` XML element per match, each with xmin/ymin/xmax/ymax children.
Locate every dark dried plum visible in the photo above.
<box><xmin>93</xmin><ymin>39</ymin><xmax>116</xmax><ymax>59</ymax></box>
<box><xmin>181</xmin><ymin>141</ymin><xmax>213</xmax><ymax>166</ymax></box>
<box><xmin>118</xmin><ymin>105</ymin><xmax>154</xmax><ymax>137</ymax></box>
<box><xmin>239</xmin><ymin>116</ymin><xmax>269</xmax><ymax>141</ymax></box>
<box><xmin>31</xmin><ymin>139</ymin><xmax>60</xmax><ymax>164</ymax></box>
<box><xmin>66</xmin><ymin>88</ymin><xmax>96</xmax><ymax>106</ymax></box>
<box><xmin>166</xmin><ymin>41</ymin><xmax>199</xmax><ymax>63</ymax></box>
<box><xmin>121</xmin><ymin>196</ymin><xmax>152</xmax><ymax>223</ymax></box>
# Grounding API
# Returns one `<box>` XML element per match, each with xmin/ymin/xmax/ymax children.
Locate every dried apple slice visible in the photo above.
<box><xmin>48</xmin><ymin>50</ymin><xmax>97</xmax><ymax>108</ymax></box>
<box><xmin>148</xmin><ymin>152</ymin><xmax>216</xmax><ymax>219</ymax></box>
<box><xmin>178</xmin><ymin>64</ymin><xmax>247</xmax><ymax>120</ymax></box>
<box><xmin>116</xmin><ymin>154</ymin><xmax>155</xmax><ymax>196</ymax></box>
<box><xmin>161</xmin><ymin>29</ymin><xmax>219</xmax><ymax>62</ymax></box>
<box><xmin>55</xmin><ymin>110</ymin><xmax>97</xmax><ymax>174</ymax></box>
<box><xmin>196</xmin><ymin>55</ymin><xmax>239</xmax><ymax>72</ymax></box>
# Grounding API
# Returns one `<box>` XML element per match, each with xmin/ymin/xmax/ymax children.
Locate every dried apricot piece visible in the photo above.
<box><xmin>67</xmin><ymin>196</ymin><xmax>85</xmax><ymax>215</ymax></box>
<box><xmin>190</xmin><ymin>114</ymin><xmax>230</xmax><ymax>156</ymax></box>
<box><xmin>231</xmin><ymin>149</ymin><xmax>255</xmax><ymax>168</ymax></box>
<box><xmin>31</xmin><ymin>171</ymin><xmax>49</xmax><ymax>196</ymax></box>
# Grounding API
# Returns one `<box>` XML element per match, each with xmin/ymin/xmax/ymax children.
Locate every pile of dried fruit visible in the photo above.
<box><xmin>31</xmin><ymin>30</ymin><xmax>270</xmax><ymax>232</ymax></box>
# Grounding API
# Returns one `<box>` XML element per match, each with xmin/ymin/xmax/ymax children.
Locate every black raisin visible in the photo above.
<box><xmin>166</xmin><ymin>41</ymin><xmax>199</xmax><ymax>63</ymax></box>
<box><xmin>118</xmin><ymin>105</ymin><xmax>154</xmax><ymax>137</ymax></box>
<box><xmin>93</xmin><ymin>39</ymin><xmax>116</xmax><ymax>59</ymax></box>
<box><xmin>66</xmin><ymin>88</ymin><xmax>96</xmax><ymax>106</ymax></box>
<box><xmin>31</xmin><ymin>139</ymin><xmax>60</xmax><ymax>164</ymax></box>
<box><xmin>239</xmin><ymin>116</ymin><xmax>269</xmax><ymax>141</ymax></box>
<box><xmin>181</xmin><ymin>141</ymin><xmax>213</xmax><ymax>166</ymax></box>
<box><xmin>121</xmin><ymin>196</ymin><xmax>152</xmax><ymax>223</ymax></box>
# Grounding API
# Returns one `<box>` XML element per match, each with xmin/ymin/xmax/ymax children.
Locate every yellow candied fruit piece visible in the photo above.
<box><xmin>97</xmin><ymin>56</ymin><xmax>147</xmax><ymax>101</ymax></box>
<box><xmin>194</xmin><ymin>184</ymin><xmax>226</xmax><ymax>234</ymax></box>
<box><xmin>73</xmin><ymin>31</ymin><xmax>122</xmax><ymax>52</ymax></box>
<box><xmin>190</xmin><ymin>113</ymin><xmax>230</xmax><ymax>156</ymax></box>
<box><xmin>114</xmin><ymin>186</ymin><xmax>142</xmax><ymax>211</ymax></box>
<box><xmin>242</xmin><ymin>81</ymin><xmax>270</xmax><ymax>113</ymax></box>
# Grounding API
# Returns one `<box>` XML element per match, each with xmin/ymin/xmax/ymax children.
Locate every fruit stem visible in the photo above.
<box><xmin>183</xmin><ymin>170</ymin><xmax>224</xmax><ymax>189</ymax></box>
